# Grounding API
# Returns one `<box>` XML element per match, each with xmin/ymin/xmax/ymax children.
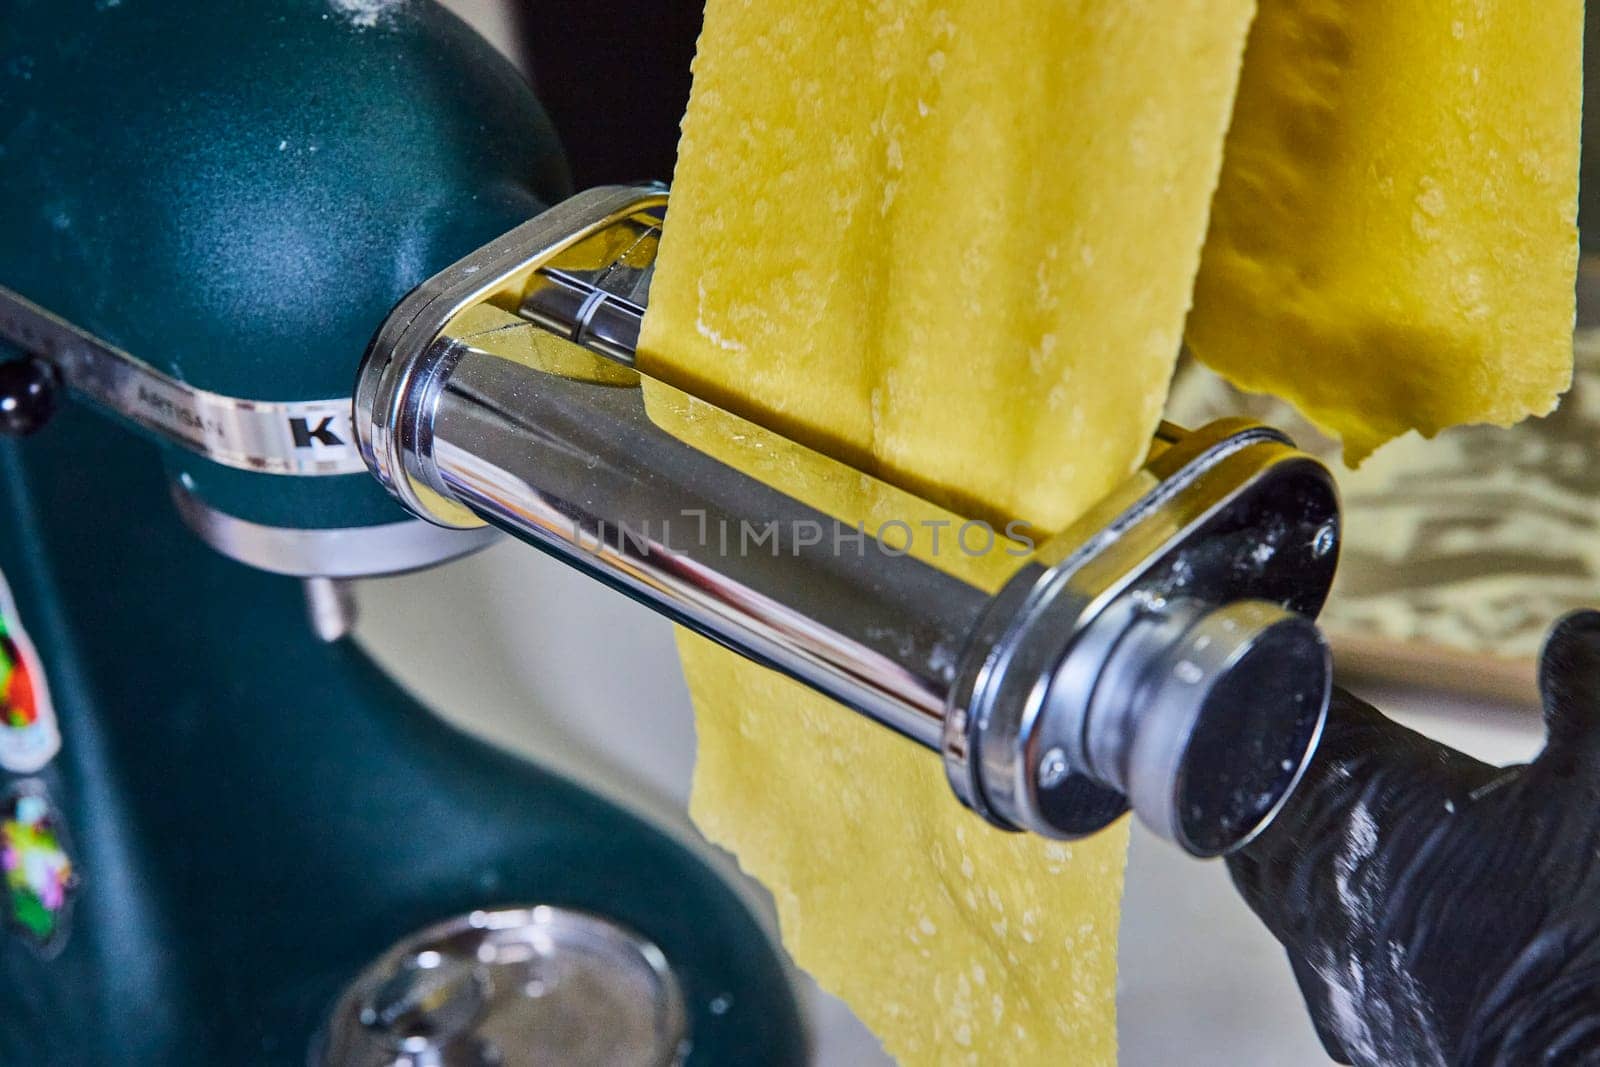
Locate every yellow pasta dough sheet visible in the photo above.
<box><xmin>636</xmin><ymin>1</ymin><xmax>1581</xmax><ymax>1064</ymax></box>
<box><xmin>641</xmin><ymin>1</ymin><xmax>1257</xmax><ymax>535</ymax></box>
<box><xmin>1187</xmin><ymin>0</ymin><xmax>1582</xmax><ymax>461</ymax></box>
<box><xmin>638</xmin><ymin>2</ymin><xmax>1257</xmax><ymax>1063</ymax></box>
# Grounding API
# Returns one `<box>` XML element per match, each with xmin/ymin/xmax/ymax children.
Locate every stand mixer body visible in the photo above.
<box><xmin>0</xmin><ymin>2</ymin><xmax>806</xmax><ymax>1062</ymax></box>
<box><xmin>0</xmin><ymin>409</ymin><xmax>805</xmax><ymax>1064</ymax></box>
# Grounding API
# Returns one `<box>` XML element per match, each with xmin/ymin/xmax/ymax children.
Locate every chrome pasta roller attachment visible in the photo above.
<box><xmin>356</xmin><ymin>185</ymin><xmax>1341</xmax><ymax>858</ymax></box>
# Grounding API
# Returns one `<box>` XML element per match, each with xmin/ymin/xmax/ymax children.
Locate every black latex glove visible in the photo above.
<box><xmin>1227</xmin><ymin>610</ymin><xmax>1600</xmax><ymax>1066</ymax></box>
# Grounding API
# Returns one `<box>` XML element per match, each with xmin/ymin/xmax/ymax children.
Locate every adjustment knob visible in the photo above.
<box><xmin>1081</xmin><ymin>597</ymin><xmax>1331</xmax><ymax>856</ymax></box>
<box><xmin>0</xmin><ymin>356</ymin><xmax>60</xmax><ymax>436</ymax></box>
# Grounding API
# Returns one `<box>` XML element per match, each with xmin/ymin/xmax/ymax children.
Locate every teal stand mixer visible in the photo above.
<box><xmin>0</xmin><ymin>1</ymin><xmax>1395</xmax><ymax>1063</ymax></box>
<box><xmin>0</xmin><ymin>2</ymin><xmax>806</xmax><ymax>1062</ymax></box>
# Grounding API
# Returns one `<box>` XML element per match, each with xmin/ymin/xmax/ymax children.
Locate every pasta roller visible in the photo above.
<box><xmin>356</xmin><ymin>184</ymin><xmax>1342</xmax><ymax>858</ymax></box>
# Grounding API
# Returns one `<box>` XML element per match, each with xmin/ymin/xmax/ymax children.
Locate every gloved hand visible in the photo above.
<box><xmin>1227</xmin><ymin>610</ymin><xmax>1600</xmax><ymax>1067</ymax></box>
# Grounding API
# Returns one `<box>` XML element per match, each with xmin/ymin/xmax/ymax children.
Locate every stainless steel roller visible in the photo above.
<box><xmin>356</xmin><ymin>185</ymin><xmax>1341</xmax><ymax>857</ymax></box>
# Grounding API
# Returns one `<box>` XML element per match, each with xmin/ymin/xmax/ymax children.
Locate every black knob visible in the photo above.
<box><xmin>0</xmin><ymin>356</ymin><xmax>60</xmax><ymax>436</ymax></box>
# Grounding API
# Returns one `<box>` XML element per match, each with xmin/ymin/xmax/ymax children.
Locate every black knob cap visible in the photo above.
<box><xmin>1069</xmin><ymin>597</ymin><xmax>1330</xmax><ymax>857</ymax></box>
<box><xmin>0</xmin><ymin>356</ymin><xmax>60</xmax><ymax>436</ymax></box>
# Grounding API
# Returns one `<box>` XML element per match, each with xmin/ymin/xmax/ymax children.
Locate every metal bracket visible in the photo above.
<box><xmin>0</xmin><ymin>285</ymin><xmax>364</xmax><ymax>476</ymax></box>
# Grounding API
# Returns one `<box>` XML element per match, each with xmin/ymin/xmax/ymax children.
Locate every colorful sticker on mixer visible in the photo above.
<box><xmin>0</xmin><ymin>569</ymin><xmax>60</xmax><ymax>773</ymax></box>
<box><xmin>1</xmin><ymin>780</ymin><xmax>77</xmax><ymax>956</ymax></box>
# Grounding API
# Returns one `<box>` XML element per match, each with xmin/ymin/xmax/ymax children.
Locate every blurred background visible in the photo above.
<box><xmin>352</xmin><ymin>2</ymin><xmax>1594</xmax><ymax>1062</ymax></box>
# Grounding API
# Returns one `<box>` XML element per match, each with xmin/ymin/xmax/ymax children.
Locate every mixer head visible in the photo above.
<box><xmin>0</xmin><ymin>0</ymin><xmax>572</xmax><ymax>624</ymax></box>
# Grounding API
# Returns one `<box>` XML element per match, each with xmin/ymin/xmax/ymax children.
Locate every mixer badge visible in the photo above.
<box><xmin>1</xmin><ymin>780</ymin><xmax>77</xmax><ymax>958</ymax></box>
<box><xmin>0</xmin><ymin>569</ymin><xmax>59</xmax><ymax>774</ymax></box>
